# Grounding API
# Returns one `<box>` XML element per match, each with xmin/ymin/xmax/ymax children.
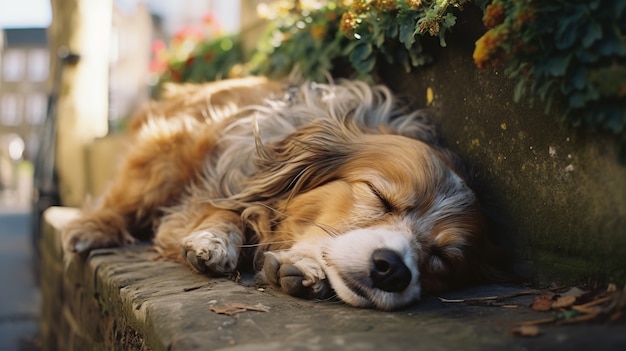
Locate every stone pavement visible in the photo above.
<box><xmin>40</xmin><ymin>207</ymin><xmax>626</xmax><ymax>351</ymax></box>
<box><xmin>0</xmin><ymin>211</ymin><xmax>41</xmax><ymax>351</ymax></box>
<box><xmin>0</xmin><ymin>162</ymin><xmax>40</xmax><ymax>351</ymax></box>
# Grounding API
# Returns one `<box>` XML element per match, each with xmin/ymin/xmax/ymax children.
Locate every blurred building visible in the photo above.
<box><xmin>0</xmin><ymin>1</ymin><xmax>243</xmax><ymax>151</ymax></box>
<box><xmin>0</xmin><ymin>27</ymin><xmax>49</xmax><ymax>161</ymax></box>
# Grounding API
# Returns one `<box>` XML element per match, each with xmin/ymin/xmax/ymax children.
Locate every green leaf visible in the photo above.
<box><xmin>409</xmin><ymin>47</ymin><xmax>430</xmax><ymax>67</ymax></box>
<box><xmin>350</xmin><ymin>42</ymin><xmax>374</xmax><ymax>64</ymax></box>
<box><xmin>605</xmin><ymin>107</ymin><xmax>625</xmax><ymax>133</ymax></box>
<box><xmin>575</xmin><ymin>49</ymin><xmax>599</xmax><ymax>63</ymax></box>
<box><xmin>438</xmin><ymin>31</ymin><xmax>448</xmax><ymax>47</ymax></box>
<box><xmin>442</xmin><ymin>12</ymin><xmax>457</xmax><ymax>28</ymax></box>
<box><xmin>513</xmin><ymin>79</ymin><xmax>527</xmax><ymax>103</ymax></box>
<box><xmin>597</xmin><ymin>27</ymin><xmax>626</xmax><ymax>56</ymax></box>
<box><xmin>373</xmin><ymin>17</ymin><xmax>389</xmax><ymax>48</ymax></box>
<box><xmin>546</xmin><ymin>54</ymin><xmax>572</xmax><ymax>77</ymax></box>
<box><xmin>473</xmin><ymin>0</ymin><xmax>490</xmax><ymax>11</ymax></box>
<box><xmin>398</xmin><ymin>12</ymin><xmax>419</xmax><ymax>49</ymax></box>
<box><xmin>386</xmin><ymin>19</ymin><xmax>398</xmax><ymax>39</ymax></box>
<box><xmin>582</xmin><ymin>21</ymin><xmax>603</xmax><ymax>48</ymax></box>
<box><xmin>569</xmin><ymin>92</ymin><xmax>586</xmax><ymax>108</ymax></box>
<box><xmin>555</xmin><ymin>21</ymin><xmax>578</xmax><ymax>50</ymax></box>
<box><xmin>571</xmin><ymin>67</ymin><xmax>587</xmax><ymax>90</ymax></box>
<box><xmin>353</xmin><ymin>55</ymin><xmax>376</xmax><ymax>75</ymax></box>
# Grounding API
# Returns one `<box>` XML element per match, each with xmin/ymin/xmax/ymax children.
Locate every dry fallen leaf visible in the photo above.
<box><xmin>531</xmin><ymin>295</ymin><xmax>553</xmax><ymax>311</ymax></box>
<box><xmin>552</xmin><ymin>295</ymin><xmax>577</xmax><ymax>309</ymax></box>
<box><xmin>209</xmin><ymin>303</ymin><xmax>270</xmax><ymax>315</ymax></box>
<box><xmin>560</xmin><ymin>287</ymin><xmax>586</xmax><ymax>298</ymax></box>
<box><xmin>510</xmin><ymin>325</ymin><xmax>541</xmax><ymax>337</ymax></box>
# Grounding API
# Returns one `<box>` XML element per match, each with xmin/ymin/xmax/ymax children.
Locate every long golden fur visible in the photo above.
<box><xmin>62</xmin><ymin>77</ymin><xmax>498</xmax><ymax>310</ymax></box>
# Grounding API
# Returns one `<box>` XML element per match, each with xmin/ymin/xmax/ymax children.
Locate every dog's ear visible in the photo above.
<box><xmin>234</xmin><ymin>118</ymin><xmax>360</xmax><ymax>204</ymax></box>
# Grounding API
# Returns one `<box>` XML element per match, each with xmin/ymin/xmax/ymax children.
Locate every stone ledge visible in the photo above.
<box><xmin>39</xmin><ymin>207</ymin><xmax>626</xmax><ymax>351</ymax></box>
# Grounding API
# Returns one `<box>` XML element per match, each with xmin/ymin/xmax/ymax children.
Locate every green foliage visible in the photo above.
<box><xmin>158</xmin><ymin>36</ymin><xmax>243</xmax><ymax>84</ymax></box>
<box><xmin>246</xmin><ymin>4</ymin><xmax>347</xmax><ymax>81</ymax></box>
<box><xmin>248</xmin><ymin>0</ymin><xmax>475</xmax><ymax>81</ymax></box>
<box><xmin>476</xmin><ymin>0</ymin><xmax>626</xmax><ymax>161</ymax></box>
<box><xmin>161</xmin><ymin>1</ymin><xmax>476</xmax><ymax>82</ymax></box>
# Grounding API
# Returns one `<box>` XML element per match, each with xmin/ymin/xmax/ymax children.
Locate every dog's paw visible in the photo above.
<box><xmin>181</xmin><ymin>230</ymin><xmax>241</xmax><ymax>275</ymax></box>
<box><xmin>62</xmin><ymin>218</ymin><xmax>135</xmax><ymax>254</ymax></box>
<box><xmin>263</xmin><ymin>251</ymin><xmax>332</xmax><ymax>300</ymax></box>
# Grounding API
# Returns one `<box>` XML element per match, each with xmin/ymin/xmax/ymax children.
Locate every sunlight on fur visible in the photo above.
<box><xmin>61</xmin><ymin>77</ymin><xmax>499</xmax><ymax>310</ymax></box>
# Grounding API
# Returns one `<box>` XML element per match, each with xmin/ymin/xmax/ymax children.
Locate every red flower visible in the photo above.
<box><xmin>173</xmin><ymin>25</ymin><xmax>205</xmax><ymax>43</ymax></box>
<box><xmin>151</xmin><ymin>39</ymin><xmax>166</xmax><ymax>54</ymax></box>
<box><xmin>149</xmin><ymin>59</ymin><xmax>167</xmax><ymax>73</ymax></box>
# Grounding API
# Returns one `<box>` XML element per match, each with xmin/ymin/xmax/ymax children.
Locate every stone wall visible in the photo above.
<box><xmin>39</xmin><ymin>208</ymin><xmax>153</xmax><ymax>351</ymax></box>
<box><xmin>39</xmin><ymin>207</ymin><xmax>626</xmax><ymax>351</ymax></box>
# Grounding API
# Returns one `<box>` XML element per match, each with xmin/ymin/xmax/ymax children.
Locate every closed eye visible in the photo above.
<box><xmin>366</xmin><ymin>183</ymin><xmax>396</xmax><ymax>213</ymax></box>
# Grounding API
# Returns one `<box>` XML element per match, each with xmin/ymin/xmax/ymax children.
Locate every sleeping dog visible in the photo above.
<box><xmin>62</xmin><ymin>77</ymin><xmax>497</xmax><ymax>310</ymax></box>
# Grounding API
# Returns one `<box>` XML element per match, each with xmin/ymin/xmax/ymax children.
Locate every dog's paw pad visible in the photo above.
<box><xmin>263</xmin><ymin>252</ymin><xmax>332</xmax><ymax>300</ymax></box>
<box><xmin>62</xmin><ymin>222</ymin><xmax>133</xmax><ymax>254</ymax></box>
<box><xmin>277</xmin><ymin>264</ymin><xmax>308</xmax><ymax>297</ymax></box>
<box><xmin>182</xmin><ymin>230</ymin><xmax>240</xmax><ymax>275</ymax></box>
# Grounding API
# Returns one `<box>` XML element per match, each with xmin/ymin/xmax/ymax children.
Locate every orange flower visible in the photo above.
<box><xmin>473</xmin><ymin>29</ymin><xmax>505</xmax><ymax>69</ymax></box>
<box><xmin>483</xmin><ymin>3</ymin><xmax>505</xmax><ymax>29</ymax></box>
<box><xmin>310</xmin><ymin>24</ymin><xmax>327</xmax><ymax>39</ymax></box>
<box><xmin>340</xmin><ymin>11</ymin><xmax>358</xmax><ymax>35</ymax></box>
<box><xmin>372</xmin><ymin>0</ymin><xmax>396</xmax><ymax>11</ymax></box>
<box><xmin>406</xmin><ymin>0</ymin><xmax>422</xmax><ymax>8</ymax></box>
<box><xmin>351</xmin><ymin>0</ymin><xmax>370</xmax><ymax>13</ymax></box>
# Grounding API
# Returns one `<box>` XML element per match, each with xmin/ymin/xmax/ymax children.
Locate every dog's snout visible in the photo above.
<box><xmin>370</xmin><ymin>249</ymin><xmax>412</xmax><ymax>292</ymax></box>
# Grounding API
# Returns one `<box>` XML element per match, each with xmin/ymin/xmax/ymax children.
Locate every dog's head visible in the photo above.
<box><xmin>234</xmin><ymin>116</ymin><xmax>488</xmax><ymax>310</ymax></box>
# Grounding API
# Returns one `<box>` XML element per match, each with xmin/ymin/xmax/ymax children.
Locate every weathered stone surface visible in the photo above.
<box><xmin>40</xmin><ymin>207</ymin><xmax>626</xmax><ymax>351</ymax></box>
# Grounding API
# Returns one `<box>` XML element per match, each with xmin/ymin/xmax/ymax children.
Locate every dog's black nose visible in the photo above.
<box><xmin>370</xmin><ymin>249</ymin><xmax>412</xmax><ymax>292</ymax></box>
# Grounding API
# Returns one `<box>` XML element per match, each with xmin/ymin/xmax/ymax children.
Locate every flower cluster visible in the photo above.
<box><xmin>155</xmin><ymin>1</ymin><xmax>478</xmax><ymax>83</ymax></box>
<box><xmin>149</xmin><ymin>13</ymin><xmax>242</xmax><ymax>85</ymax></box>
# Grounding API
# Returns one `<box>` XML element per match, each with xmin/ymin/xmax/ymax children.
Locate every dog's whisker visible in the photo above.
<box><xmin>314</xmin><ymin>294</ymin><xmax>341</xmax><ymax>304</ymax></box>
<box><xmin>236</xmin><ymin>240</ymin><xmax>297</xmax><ymax>248</ymax></box>
<box><xmin>312</xmin><ymin>222</ymin><xmax>340</xmax><ymax>237</ymax></box>
<box><xmin>251</xmin><ymin>202</ymin><xmax>340</xmax><ymax>237</ymax></box>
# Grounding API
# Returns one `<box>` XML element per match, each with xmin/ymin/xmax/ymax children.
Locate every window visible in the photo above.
<box><xmin>25</xmin><ymin>93</ymin><xmax>47</xmax><ymax>125</ymax></box>
<box><xmin>0</xmin><ymin>94</ymin><xmax>22</xmax><ymax>125</ymax></box>
<box><xmin>28</xmin><ymin>49</ymin><xmax>50</xmax><ymax>82</ymax></box>
<box><xmin>2</xmin><ymin>50</ymin><xmax>26</xmax><ymax>82</ymax></box>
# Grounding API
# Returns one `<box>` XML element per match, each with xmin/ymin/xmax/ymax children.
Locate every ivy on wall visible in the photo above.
<box><xmin>156</xmin><ymin>0</ymin><xmax>626</xmax><ymax>160</ymax></box>
<box><xmin>475</xmin><ymin>0</ymin><xmax>626</xmax><ymax>161</ymax></box>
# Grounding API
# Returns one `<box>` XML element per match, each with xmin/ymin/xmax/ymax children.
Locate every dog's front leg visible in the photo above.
<box><xmin>155</xmin><ymin>207</ymin><xmax>245</xmax><ymax>276</ymax></box>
